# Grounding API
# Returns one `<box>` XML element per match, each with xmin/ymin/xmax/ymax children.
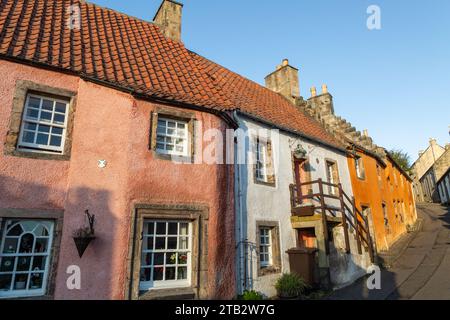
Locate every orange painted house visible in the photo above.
<box><xmin>303</xmin><ymin>90</ymin><xmax>418</xmax><ymax>253</ymax></box>
<box><xmin>347</xmin><ymin>146</ymin><xmax>417</xmax><ymax>252</ymax></box>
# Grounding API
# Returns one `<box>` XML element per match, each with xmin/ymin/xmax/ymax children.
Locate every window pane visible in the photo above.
<box><xmin>31</xmin><ymin>256</ymin><xmax>46</xmax><ymax>271</ymax></box>
<box><xmin>38</xmin><ymin>125</ymin><xmax>51</xmax><ymax>133</ymax></box>
<box><xmin>42</xmin><ymin>99</ymin><xmax>54</xmax><ymax>111</ymax></box>
<box><xmin>50</xmin><ymin>135</ymin><xmax>62</xmax><ymax>147</ymax></box>
<box><xmin>8</xmin><ymin>224</ymin><xmax>23</xmax><ymax>236</ymax></box>
<box><xmin>154</xmin><ymin>253</ymin><xmax>164</xmax><ymax>266</ymax></box>
<box><xmin>146</xmin><ymin>223</ymin><xmax>155</xmax><ymax>235</ymax></box>
<box><xmin>40</xmin><ymin>112</ymin><xmax>52</xmax><ymax>122</ymax></box>
<box><xmin>144</xmin><ymin>237</ymin><xmax>154</xmax><ymax>251</ymax></box>
<box><xmin>177</xmin><ymin>267</ymin><xmax>187</xmax><ymax>280</ymax></box>
<box><xmin>140</xmin><ymin>268</ymin><xmax>151</xmax><ymax>282</ymax></box>
<box><xmin>54</xmin><ymin>114</ymin><xmax>65</xmax><ymax>124</ymax></box>
<box><xmin>0</xmin><ymin>275</ymin><xmax>12</xmax><ymax>291</ymax></box>
<box><xmin>28</xmin><ymin>97</ymin><xmax>40</xmax><ymax>109</ymax></box>
<box><xmin>141</xmin><ymin>253</ymin><xmax>152</xmax><ymax>267</ymax></box>
<box><xmin>36</xmin><ymin>133</ymin><xmax>49</xmax><ymax>145</ymax></box>
<box><xmin>0</xmin><ymin>257</ymin><xmax>15</xmax><ymax>272</ymax></box>
<box><xmin>166</xmin><ymin>267</ymin><xmax>176</xmax><ymax>280</ymax></box>
<box><xmin>153</xmin><ymin>267</ymin><xmax>164</xmax><ymax>281</ymax></box>
<box><xmin>26</xmin><ymin>108</ymin><xmax>39</xmax><ymax>119</ymax></box>
<box><xmin>178</xmin><ymin>253</ymin><xmax>188</xmax><ymax>265</ymax></box>
<box><xmin>179</xmin><ymin>237</ymin><xmax>188</xmax><ymax>250</ymax></box>
<box><xmin>166</xmin><ymin>252</ymin><xmax>177</xmax><ymax>265</ymax></box>
<box><xmin>14</xmin><ymin>274</ymin><xmax>29</xmax><ymax>290</ymax></box>
<box><xmin>168</xmin><ymin>223</ymin><xmax>178</xmax><ymax>235</ymax></box>
<box><xmin>22</xmin><ymin>131</ymin><xmax>35</xmax><ymax>143</ymax></box>
<box><xmin>55</xmin><ymin>102</ymin><xmax>66</xmax><ymax>113</ymax></box>
<box><xmin>29</xmin><ymin>273</ymin><xmax>44</xmax><ymax>290</ymax></box>
<box><xmin>155</xmin><ymin>238</ymin><xmax>165</xmax><ymax>250</ymax></box>
<box><xmin>33</xmin><ymin>225</ymin><xmax>49</xmax><ymax>237</ymax></box>
<box><xmin>24</xmin><ymin>123</ymin><xmax>37</xmax><ymax>131</ymax></box>
<box><xmin>17</xmin><ymin>256</ymin><xmax>31</xmax><ymax>271</ymax></box>
<box><xmin>51</xmin><ymin>127</ymin><xmax>63</xmax><ymax>135</ymax></box>
<box><xmin>156</xmin><ymin>223</ymin><xmax>166</xmax><ymax>235</ymax></box>
<box><xmin>33</xmin><ymin>238</ymin><xmax>48</xmax><ymax>253</ymax></box>
<box><xmin>180</xmin><ymin>223</ymin><xmax>188</xmax><ymax>235</ymax></box>
<box><xmin>19</xmin><ymin>234</ymin><xmax>34</xmax><ymax>253</ymax></box>
<box><xmin>167</xmin><ymin>237</ymin><xmax>177</xmax><ymax>250</ymax></box>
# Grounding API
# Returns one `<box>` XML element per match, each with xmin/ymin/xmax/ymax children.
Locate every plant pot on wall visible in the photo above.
<box><xmin>73</xmin><ymin>235</ymin><xmax>96</xmax><ymax>258</ymax></box>
<box><xmin>73</xmin><ymin>210</ymin><xmax>96</xmax><ymax>258</ymax></box>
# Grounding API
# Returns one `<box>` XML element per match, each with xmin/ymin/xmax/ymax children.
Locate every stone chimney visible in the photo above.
<box><xmin>265</xmin><ymin>59</ymin><xmax>300</xmax><ymax>103</ymax></box>
<box><xmin>307</xmin><ymin>84</ymin><xmax>335</xmax><ymax>116</ymax></box>
<box><xmin>154</xmin><ymin>0</ymin><xmax>183</xmax><ymax>42</ymax></box>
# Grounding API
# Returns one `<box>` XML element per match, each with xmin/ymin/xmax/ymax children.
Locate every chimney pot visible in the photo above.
<box><xmin>363</xmin><ymin>129</ymin><xmax>369</xmax><ymax>137</ymax></box>
<box><xmin>310</xmin><ymin>87</ymin><xmax>317</xmax><ymax>97</ymax></box>
<box><xmin>322</xmin><ymin>84</ymin><xmax>328</xmax><ymax>94</ymax></box>
<box><xmin>282</xmin><ymin>59</ymin><xmax>289</xmax><ymax>67</ymax></box>
<box><xmin>154</xmin><ymin>0</ymin><xmax>183</xmax><ymax>42</ymax></box>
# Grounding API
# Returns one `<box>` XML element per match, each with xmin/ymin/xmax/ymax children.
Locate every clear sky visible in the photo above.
<box><xmin>90</xmin><ymin>0</ymin><xmax>450</xmax><ymax>161</ymax></box>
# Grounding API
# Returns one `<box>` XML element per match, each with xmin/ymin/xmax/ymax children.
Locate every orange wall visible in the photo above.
<box><xmin>347</xmin><ymin>151</ymin><xmax>417</xmax><ymax>252</ymax></box>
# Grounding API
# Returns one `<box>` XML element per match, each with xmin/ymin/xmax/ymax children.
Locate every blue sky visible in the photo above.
<box><xmin>90</xmin><ymin>0</ymin><xmax>450</xmax><ymax>161</ymax></box>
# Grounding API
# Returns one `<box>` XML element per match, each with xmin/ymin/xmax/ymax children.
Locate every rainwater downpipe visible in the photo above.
<box><xmin>233</xmin><ymin>111</ymin><xmax>246</xmax><ymax>294</ymax></box>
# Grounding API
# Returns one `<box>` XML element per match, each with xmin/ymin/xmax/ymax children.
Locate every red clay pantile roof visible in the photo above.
<box><xmin>0</xmin><ymin>0</ymin><xmax>343</xmax><ymax>149</ymax></box>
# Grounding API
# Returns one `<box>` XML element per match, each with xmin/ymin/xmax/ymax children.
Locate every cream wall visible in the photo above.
<box><xmin>235</xmin><ymin>115</ymin><xmax>369</xmax><ymax>297</ymax></box>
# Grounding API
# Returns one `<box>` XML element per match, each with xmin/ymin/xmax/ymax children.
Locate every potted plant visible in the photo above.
<box><xmin>240</xmin><ymin>290</ymin><xmax>264</xmax><ymax>301</ymax></box>
<box><xmin>275</xmin><ymin>273</ymin><xmax>310</xmax><ymax>300</ymax></box>
<box><xmin>73</xmin><ymin>210</ymin><xmax>96</xmax><ymax>258</ymax></box>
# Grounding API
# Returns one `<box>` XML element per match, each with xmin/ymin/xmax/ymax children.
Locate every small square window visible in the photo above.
<box><xmin>155</xmin><ymin>118</ymin><xmax>189</xmax><ymax>157</ymax></box>
<box><xmin>17</xmin><ymin>94</ymin><xmax>69</xmax><ymax>154</ymax></box>
<box><xmin>355</xmin><ymin>156</ymin><xmax>365</xmax><ymax>180</ymax></box>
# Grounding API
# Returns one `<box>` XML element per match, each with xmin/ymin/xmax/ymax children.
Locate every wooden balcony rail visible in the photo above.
<box><xmin>290</xmin><ymin>179</ymin><xmax>375</xmax><ymax>263</ymax></box>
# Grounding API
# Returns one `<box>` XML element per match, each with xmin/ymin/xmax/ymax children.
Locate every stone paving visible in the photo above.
<box><xmin>327</xmin><ymin>203</ymin><xmax>450</xmax><ymax>300</ymax></box>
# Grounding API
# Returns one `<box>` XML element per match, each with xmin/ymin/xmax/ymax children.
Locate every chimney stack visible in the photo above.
<box><xmin>154</xmin><ymin>0</ymin><xmax>183</xmax><ymax>42</ymax></box>
<box><xmin>265</xmin><ymin>59</ymin><xmax>300</xmax><ymax>103</ymax></box>
<box><xmin>363</xmin><ymin>129</ymin><xmax>369</xmax><ymax>137</ymax></box>
<box><xmin>307</xmin><ymin>84</ymin><xmax>335</xmax><ymax>116</ymax></box>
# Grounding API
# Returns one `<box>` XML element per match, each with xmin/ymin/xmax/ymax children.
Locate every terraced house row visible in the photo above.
<box><xmin>0</xmin><ymin>0</ymin><xmax>417</xmax><ymax>299</ymax></box>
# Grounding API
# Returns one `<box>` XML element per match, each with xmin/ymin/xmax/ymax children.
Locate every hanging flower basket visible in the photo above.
<box><xmin>73</xmin><ymin>210</ymin><xmax>96</xmax><ymax>258</ymax></box>
<box><xmin>73</xmin><ymin>233</ymin><xmax>96</xmax><ymax>258</ymax></box>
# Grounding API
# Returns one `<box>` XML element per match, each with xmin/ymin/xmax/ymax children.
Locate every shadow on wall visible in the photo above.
<box><xmin>0</xmin><ymin>174</ymin><xmax>118</xmax><ymax>300</ymax></box>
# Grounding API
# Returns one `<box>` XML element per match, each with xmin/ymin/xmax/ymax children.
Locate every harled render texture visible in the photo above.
<box><xmin>0</xmin><ymin>60</ymin><xmax>235</xmax><ymax>299</ymax></box>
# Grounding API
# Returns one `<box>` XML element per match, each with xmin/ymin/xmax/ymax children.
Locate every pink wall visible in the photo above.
<box><xmin>0</xmin><ymin>60</ymin><xmax>235</xmax><ymax>300</ymax></box>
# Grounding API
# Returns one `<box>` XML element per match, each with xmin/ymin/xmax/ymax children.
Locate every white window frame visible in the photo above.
<box><xmin>155</xmin><ymin>117</ymin><xmax>189</xmax><ymax>157</ymax></box>
<box><xmin>355</xmin><ymin>156</ymin><xmax>365</xmax><ymax>179</ymax></box>
<box><xmin>256</xmin><ymin>139</ymin><xmax>268</xmax><ymax>183</ymax></box>
<box><xmin>139</xmin><ymin>220</ymin><xmax>192</xmax><ymax>291</ymax></box>
<box><xmin>259</xmin><ymin>227</ymin><xmax>272</xmax><ymax>268</ymax></box>
<box><xmin>0</xmin><ymin>220</ymin><xmax>54</xmax><ymax>299</ymax></box>
<box><xmin>17</xmin><ymin>94</ymin><xmax>69</xmax><ymax>154</ymax></box>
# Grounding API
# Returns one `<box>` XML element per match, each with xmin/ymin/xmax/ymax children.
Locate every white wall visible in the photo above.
<box><xmin>235</xmin><ymin>115</ymin><xmax>369</xmax><ymax>297</ymax></box>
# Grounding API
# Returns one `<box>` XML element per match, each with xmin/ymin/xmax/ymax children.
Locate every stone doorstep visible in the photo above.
<box><xmin>378</xmin><ymin>218</ymin><xmax>424</xmax><ymax>269</ymax></box>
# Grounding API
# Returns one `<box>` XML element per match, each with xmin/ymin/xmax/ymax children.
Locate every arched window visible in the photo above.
<box><xmin>0</xmin><ymin>220</ymin><xmax>54</xmax><ymax>298</ymax></box>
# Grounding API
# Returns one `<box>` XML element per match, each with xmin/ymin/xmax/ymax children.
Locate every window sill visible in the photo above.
<box><xmin>4</xmin><ymin>149</ymin><xmax>70</xmax><ymax>161</ymax></box>
<box><xmin>138</xmin><ymin>287</ymin><xmax>196</xmax><ymax>300</ymax></box>
<box><xmin>152</xmin><ymin>151</ymin><xmax>193</xmax><ymax>163</ymax></box>
<box><xmin>254</xmin><ymin>179</ymin><xmax>276</xmax><ymax>188</ymax></box>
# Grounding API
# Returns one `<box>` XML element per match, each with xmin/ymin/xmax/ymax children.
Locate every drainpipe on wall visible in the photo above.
<box><xmin>233</xmin><ymin>111</ymin><xmax>246</xmax><ymax>295</ymax></box>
